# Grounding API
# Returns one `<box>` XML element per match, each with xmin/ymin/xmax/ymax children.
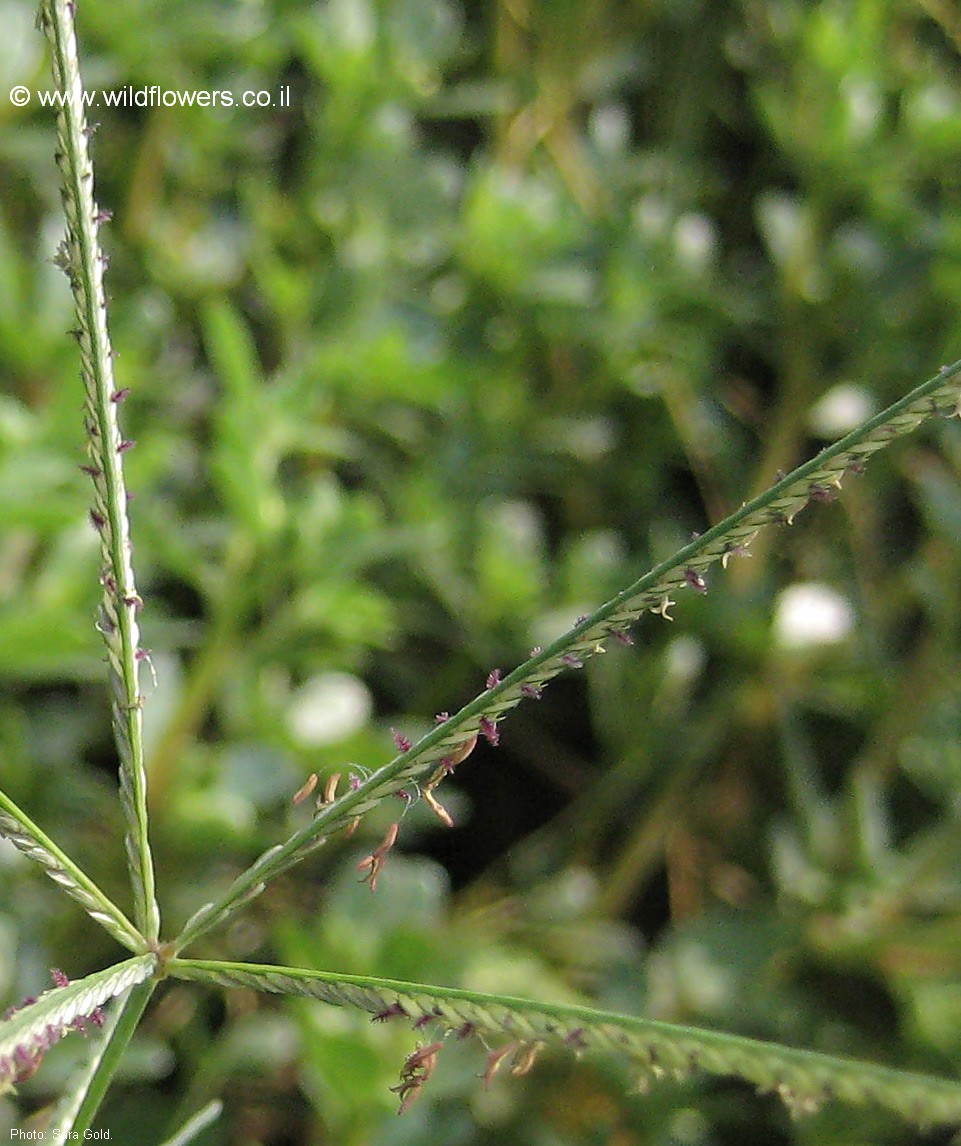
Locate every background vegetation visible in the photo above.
<box><xmin>3</xmin><ymin>0</ymin><xmax>961</xmax><ymax>1142</ymax></box>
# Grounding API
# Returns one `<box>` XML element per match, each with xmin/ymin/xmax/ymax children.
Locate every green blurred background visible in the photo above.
<box><xmin>3</xmin><ymin>0</ymin><xmax>961</xmax><ymax>1142</ymax></box>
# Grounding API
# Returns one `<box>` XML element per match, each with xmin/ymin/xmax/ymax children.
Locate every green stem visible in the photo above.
<box><xmin>51</xmin><ymin>978</ymin><xmax>157</xmax><ymax>1138</ymax></box>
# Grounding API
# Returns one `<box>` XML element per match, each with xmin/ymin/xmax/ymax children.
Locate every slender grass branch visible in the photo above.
<box><xmin>37</xmin><ymin>0</ymin><xmax>159</xmax><ymax>942</ymax></box>
<box><xmin>173</xmin><ymin>360</ymin><xmax>961</xmax><ymax>952</ymax></box>
<box><xmin>0</xmin><ymin>790</ymin><xmax>143</xmax><ymax>951</ymax></box>
<box><xmin>0</xmin><ymin>956</ymin><xmax>156</xmax><ymax>1096</ymax></box>
<box><xmin>168</xmin><ymin>958</ymin><xmax>961</xmax><ymax>1125</ymax></box>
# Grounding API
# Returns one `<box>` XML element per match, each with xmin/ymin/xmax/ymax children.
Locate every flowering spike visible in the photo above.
<box><xmin>479</xmin><ymin>717</ymin><xmax>499</xmax><ymax>746</ymax></box>
<box><xmin>357</xmin><ymin>822</ymin><xmax>400</xmax><ymax>892</ymax></box>
<box><xmin>292</xmin><ymin>773</ymin><xmax>318</xmax><ymax>805</ymax></box>
<box><xmin>11</xmin><ymin>1049</ymin><xmax>42</xmax><ymax>1085</ymax></box>
<box><xmin>483</xmin><ymin>1043</ymin><xmax>517</xmax><ymax>1086</ymax></box>
<box><xmin>395</xmin><ymin>788</ymin><xmax>418</xmax><ymax>812</ymax></box>
<box><xmin>321</xmin><ymin>773</ymin><xmax>341</xmax><ymax>805</ymax></box>
<box><xmin>808</xmin><ymin>482</ymin><xmax>839</xmax><ymax>502</ymax></box>
<box><xmin>650</xmin><ymin>596</ymin><xmax>675</xmax><ymax>621</ymax></box>
<box><xmin>441</xmin><ymin>733</ymin><xmax>477</xmax><ymax>773</ymax></box>
<box><xmin>423</xmin><ymin>788</ymin><xmax>454</xmax><ymax>828</ymax></box>
<box><xmin>721</xmin><ymin>539</ymin><xmax>755</xmax><ymax>569</ymax></box>
<box><xmin>0</xmin><ymin>975</ymin><xmax>112</xmax><ymax>1091</ymax></box>
<box><xmin>509</xmin><ymin>1041</ymin><xmax>544</xmax><ymax>1076</ymax></box>
<box><xmin>132</xmin><ymin>650</ymin><xmax>155</xmax><ymax>692</ymax></box>
<box><xmin>683</xmin><ymin>568</ymin><xmax>707</xmax><ymax>594</ymax></box>
<box><xmin>392</xmin><ymin>729</ymin><xmax>413</xmax><ymax>753</ymax></box>
<box><xmin>52</xmin><ymin>242</ymin><xmax>71</xmax><ymax>273</ymax></box>
<box><xmin>372</xmin><ymin>1002</ymin><xmax>408</xmax><ymax>1023</ymax></box>
<box><xmin>391</xmin><ymin>1041</ymin><xmax>444</xmax><ymax>1115</ymax></box>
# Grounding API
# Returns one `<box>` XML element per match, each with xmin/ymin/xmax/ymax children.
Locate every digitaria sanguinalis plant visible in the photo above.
<box><xmin>4</xmin><ymin>0</ymin><xmax>961</xmax><ymax>1139</ymax></box>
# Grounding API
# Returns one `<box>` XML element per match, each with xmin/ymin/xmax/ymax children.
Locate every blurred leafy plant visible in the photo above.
<box><xmin>5</xmin><ymin>0</ymin><xmax>961</xmax><ymax>1144</ymax></box>
<box><xmin>1</xmin><ymin>4</ymin><xmax>961</xmax><ymax>1141</ymax></box>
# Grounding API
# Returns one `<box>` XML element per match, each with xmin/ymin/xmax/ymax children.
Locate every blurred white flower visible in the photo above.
<box><xmin>774</xmin><ymin>583</ymin><xmax>854</xmax><ymax>649</ymax></box>
<box><xmin>287</xmin><ymin>672</ymin><xmax>372</xmax><ymax>746</ymax></box>
<box><xmin>808</xmin><ymin>385</ymin><xmax>875</xmax><ymax>438</ymax></box>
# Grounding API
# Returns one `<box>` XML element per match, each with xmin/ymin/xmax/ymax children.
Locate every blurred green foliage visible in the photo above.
<box><xmin>3</xmin><ymin>0</ymin><xmax>961</xmax><ymax>1142</ymax></box>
